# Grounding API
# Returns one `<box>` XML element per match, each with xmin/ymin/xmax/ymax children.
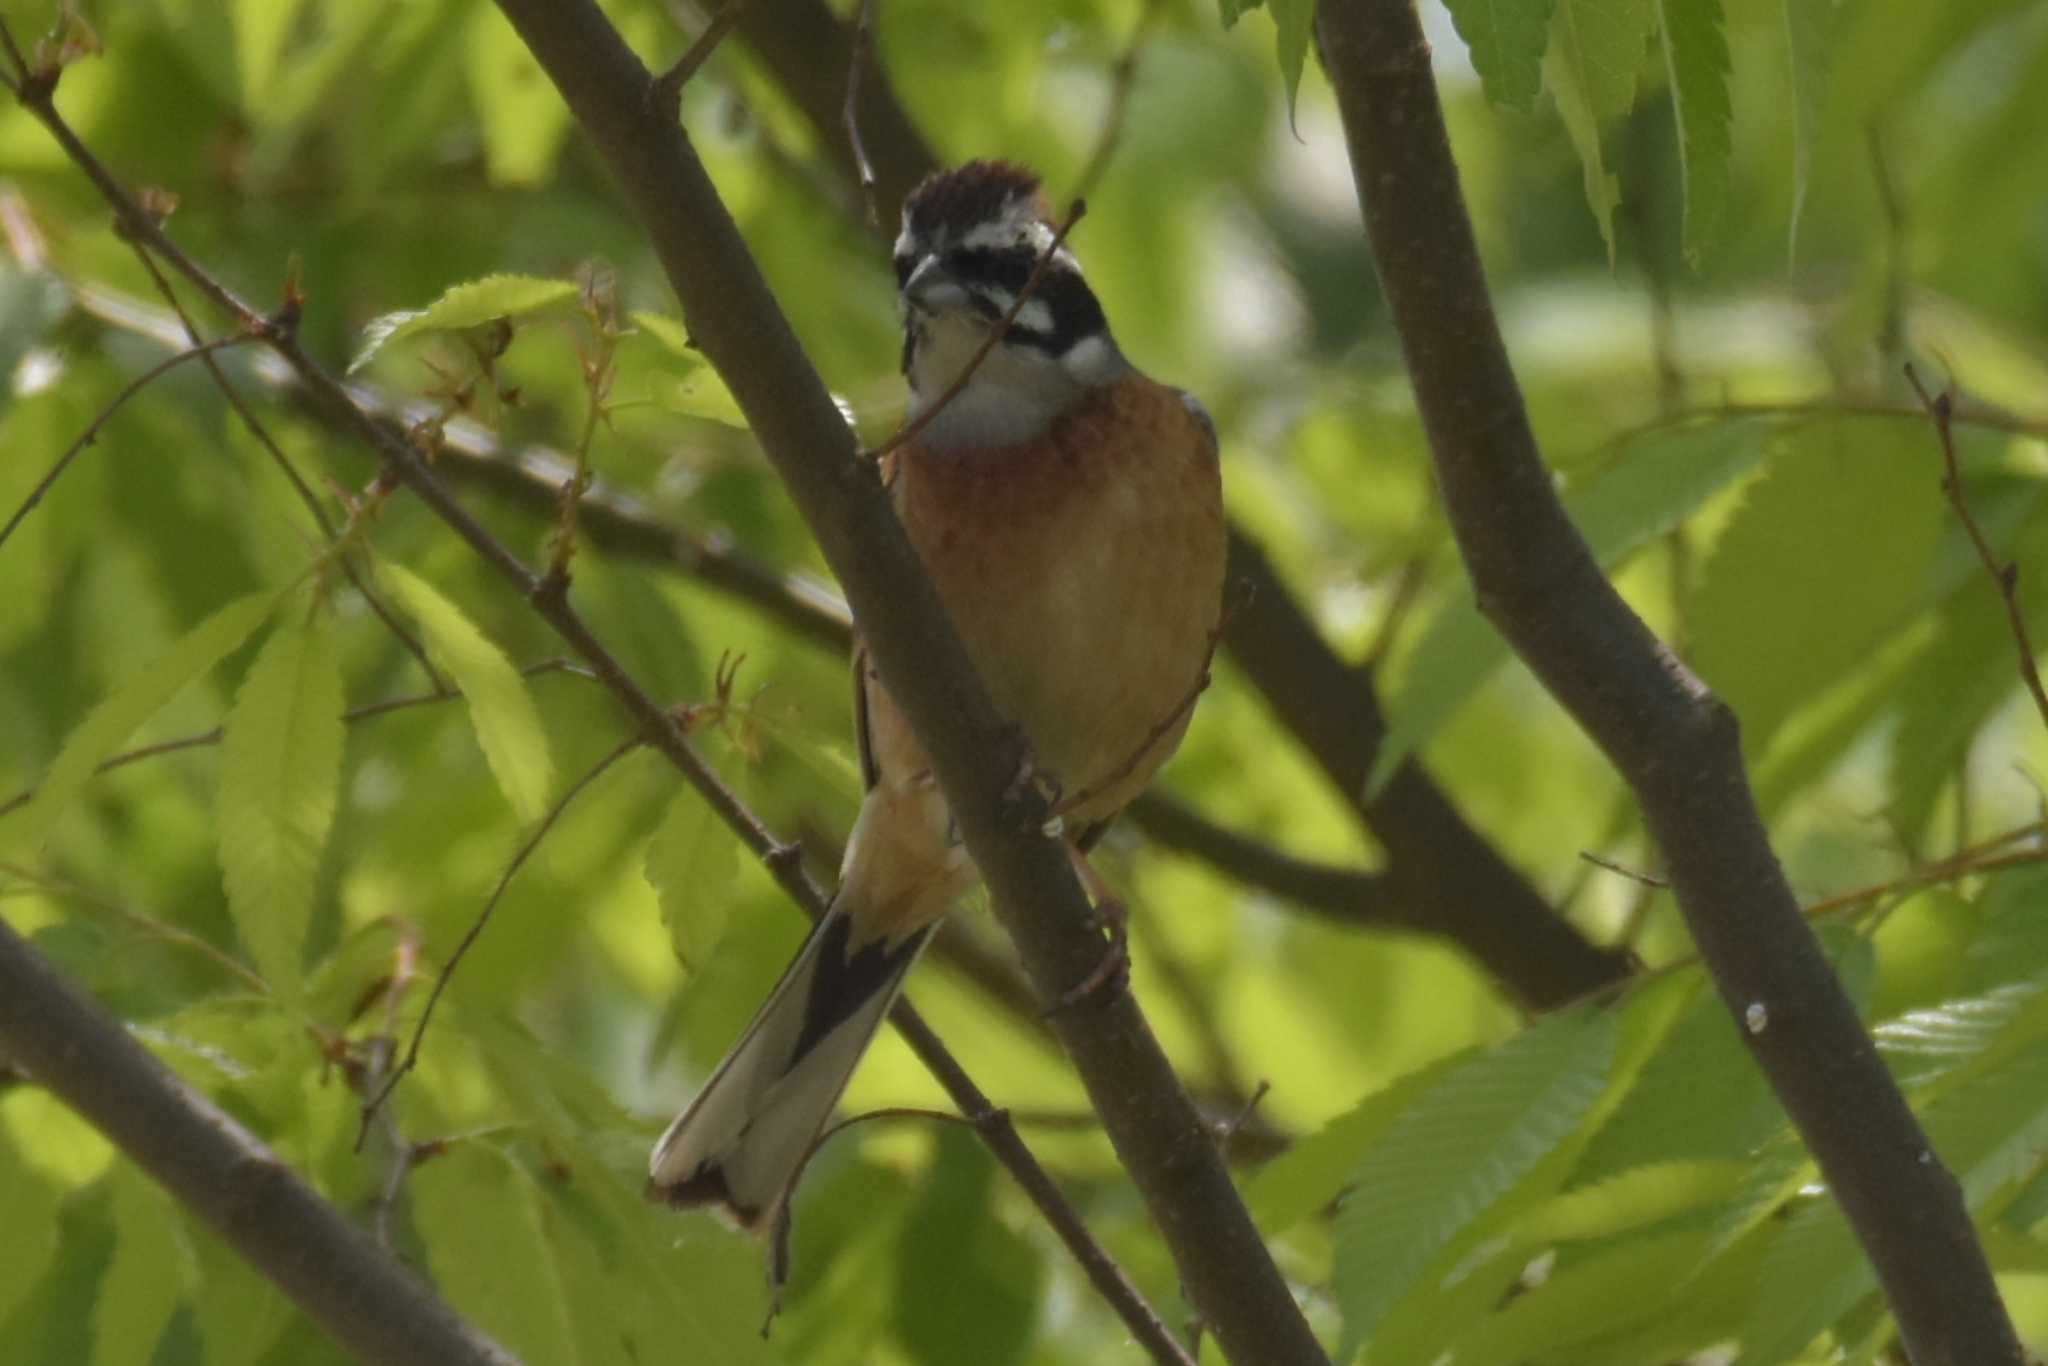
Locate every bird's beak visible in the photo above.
<box><xmin>902</xmin><ymin>255</ymin><xmax>971</xmax><ymax>315</ymax></box>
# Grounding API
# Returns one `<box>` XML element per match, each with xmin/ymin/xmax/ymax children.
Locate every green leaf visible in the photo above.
<box><xmin>1452</xmin><ymin>1231</ymin><xmax>1713</xmax><ymax>1366</ymax></box>
<box><xmin>350</xmin><ymin>274</ymin><xmax>578</xmax><ymax>373</ymax></box>
<box><xmin>414</xmin><ymin>1144</ymin><xmax>582</xmax><ymax>1365</ymax></box>
<box><xmin>1334</xmin><ymin>1006</ymin><xmax>1618</xmax><ymax>1356</ymax></box>
<box><xmin>643</xmin><ymin>790</ymin><xmax>742</xmax><ymax>975</ymax></box>
<box><xmin>1374</xmin><ymin>420</ymin><xmax>1764</xmax><ymax>794</ymax></box>
<box><xmin>216</xmin><ymin>610</ymin><xmax>344</xmax><ymax>997</ymax></box>
<box><xmin>0</xmin><ymin>1128</ymin><xmax>63</xmax><ymax>1328</ymax></box>
<box><xmin>1656</xmin><ymin>0</ymin><xmax>1732</xmax><ymax>264</ymax></box>
<box><xmin>1691</xmin><ymin>420</ymin><xmax>1943</xmax><ymax>749</ymax></box>
<box><xmin>1547</xmin><ymin>0</ymin><xmax>1654</xmax><ymax>258</ymax></box>
<box><xmin>893</xmin><ymin>1130</ymin><xmax>1043</xmax><ymax>1366</ymax></box>
<box><xmin>380</xmin><ymin>563</ymin><xmax>554</xmax><ymax>821</ymax></box>
<box><xmin>1547</xmin><ymin>40</ymin><xmax>1623</xmax><ymax>261</ymax></box>
<box><xmin>1247</xmin><ymin>1051</ymin><xmax>1464</xmax><ymax>1233</ymax></box>
<box><xmin>463</xmin><ymin>4</ymin><xmax>571</xmax><ymax>186</ymax></box>
<box><xmin>1444</xmin><ymin>0</ymin><xmax>1557</xmax><ymax>110</ymax></box>
<box><xmin>3</xmin><ymin>591</ymin><xmax>276</xmax><ymax>855</ymax></box>
<box><xmin>1271</xmin><ymin>0</ymin><xmax>1316</xmax><ymax>123</ymax></box>
<box><xmin>1513</xmin><ymin>1158</ymin><xmax>1747</xmax><ymax>1242</ymax></box>
<box><xmin>95</xmin><ymin>1168</ymin><xmax>198</xmax><ymax>1366</ymax></box>
<box><xmin>1782</xmin><ymin>0</ymin><xmax>1838</xmax><ymax>262</ymax></box>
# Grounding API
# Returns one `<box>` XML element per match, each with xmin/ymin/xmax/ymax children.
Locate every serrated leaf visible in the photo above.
<box><xmin>1547</xmin><ymin>0</ymin><xmax>1654</xmax><ymax>259</ymax></box>
<box><xmin>350</xmin><ymin>274</ymin><xmax>578</xmax><ymax>373</ymax></box>
<box><xmin>95</xmin><ymin>1168</ymin><xmax>198</xmax><ymax>1366</ymax></box>
<box><xmin>1656</xmin><ymin>0</ymin><xmax>1731</xmax><ymax>264</ymax></box>
<box><xmin>4</xmin><ymin>591</ymin><xmax>276</xmax><ymax>855</ymax></box>
<box><xmin>1782</xmin><ymin>0</ymin><xmax>1838</xmax><ymax>262</ymax></box>
<box><xmin>644</xmin><ymin>790</ymin><xmax>742</xmax><ymax>975</ymax></box>
<box><xmin>380</xmin><ymin>563</ymin><xmax>554</xmax><ymax>821</ymax></box>
<box><xmin>217</xmin><ymin>611</ymin><xmax>344</xmax><ymax>997</ymax></box>
<box><xmin>1547</xmin><ymin>40</ymin><xmax>1622</xmax><ymax>261</ymax></box>
<box><xmin>1334</xmin><ymin>1007</ymin><xmax>1618</xmax><ymax>1356</ymax></box>
<box><xmin>415</xmin><ymin>1145</ymin><xmax>582</xmax><ymax>1365</ymax></box>
<box><xmin>1248</xmin><ymin>1051</ymin><xmax>1464</xmax><ymax>1233</ymax></box>
<box><xmin>1691</xmin><ymin>421</ymin><xmax>1943</xmax><ymax>749</ymax></box>
<box><xmin>1444</xmin><ymin>0</ymin><xmax>1556</xmax><ymax>110</ymax></box>
<box><xmin>1374</xmin><ymin>420</ymin><xmax>1764</xmax><ymax>794</ymax></box>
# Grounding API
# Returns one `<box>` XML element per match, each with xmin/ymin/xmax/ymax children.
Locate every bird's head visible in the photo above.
<box><xmin>892</xmin><ymin>160</ymin><xmax>1124</xmax><ymax>447</ymax></box>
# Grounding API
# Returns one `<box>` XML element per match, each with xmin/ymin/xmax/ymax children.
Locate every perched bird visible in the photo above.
<box><xmin>648</xmin><ymin>160</ymin><xmax>1227</xmax><ymax>1229</ymax></box>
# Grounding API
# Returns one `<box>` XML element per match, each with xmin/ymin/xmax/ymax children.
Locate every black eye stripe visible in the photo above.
<box><xmin>945</xmin><ymin>246</ymin><xmax>1036</xmax><ymax>294</ymax></box>
<box><xmin>894</xmin><ymin>254</ymin><xmax>915</xmax><ymax>288</ymax></box>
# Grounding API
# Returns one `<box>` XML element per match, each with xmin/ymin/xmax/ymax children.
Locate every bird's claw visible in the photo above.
<box><xmin>1042</xmin><ymin>897</ymin><xmax>1129</xmax><ymax>1015</ymax></box>
<box><xmin>997</xmin><ymin>728</ymin><xmax>1062</xmax><ymax>834</ymax></box>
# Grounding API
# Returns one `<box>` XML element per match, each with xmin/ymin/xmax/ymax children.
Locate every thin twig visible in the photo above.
<box><xmin>0</xmin><ymin>861</ymin><xmax>271</xmax><ymax>995</ymax></box>
<box><xmin>865</xmin><ymin>199</ymin><xmax>1087</xmax><ymax>462</ymax></box>
<box><xmin>0</xmin><ymin>335</ymin><xmax>250</xmax><ymax>553</ymax></box>
<box><xmin>842</xmin><ymin>0</ymin><xmax>879</xmax><ymax>227</ymax></box>
<box><xmin>1906</xmin><ymin>363</ymin><xmax>2048</xmax><ymax>736</ymax></box>
<box><xmin>1577</xmin><ymin>850</ymin><xmax>1670</xmax><ymax>889</ymax></box>
<box><xmin>650</xmin><ymin>0</ymin><xmax>749</xmax><ymax>117</ymax></box>
<box><xmin>127</xmin><ymin>243</ymin><xmax>449</xmax><ymax>693</ymax></box>
<box><xmin>355</xmin><ymin>736</ymin><xmax>639</xmax><ymax>1148</ymax></box>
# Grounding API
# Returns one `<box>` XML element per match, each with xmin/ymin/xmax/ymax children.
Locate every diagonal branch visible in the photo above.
<box><xmin>479</xmin><ymin>4</ymin><xmax>1328</xmax><ymax>1361</ymax></box>
<box><xmin>1316</xmin><ymin>3</ymin><xmax>2020</xmax><ymax>1363</ymax></box>
<box><xmin>0</xmin><ymin>918</ymin><xmax>519</xmax><ymax>1366</ymax></box>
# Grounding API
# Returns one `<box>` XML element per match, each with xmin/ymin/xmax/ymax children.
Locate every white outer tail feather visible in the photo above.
<box><xmin>647</xmin><ymin>906</ymin><xmax>931</xmax><ymax>1227</ymax></box>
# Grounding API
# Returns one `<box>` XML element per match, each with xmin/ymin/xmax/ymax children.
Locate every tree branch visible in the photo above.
<box><xmin>481</xmin><ymin>4</ymin><xmax>1327</xmax><ymax>1361</ymax></box>
<box><xmin>1316</xmin><ymin>4</ymin><xmax>2020</xmax><ymax>1362</ymax></box>
<box><xmin>0</xmin><ymin>918</ymin><xmax>520</xmax><ymax>1366</ymax></box>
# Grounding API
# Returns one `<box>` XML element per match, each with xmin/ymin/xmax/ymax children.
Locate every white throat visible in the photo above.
<box><xmin>905</xmin><ymin>315</ymin><xmax>1124</xmax><ymax>451</ymax></box>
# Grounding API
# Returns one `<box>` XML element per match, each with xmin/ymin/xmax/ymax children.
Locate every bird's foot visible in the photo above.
<box><xmin>1043</xmin><ymin>895</ymin><xmax>1129</xmax><ymax>1015</ymax></box>
<box><xmin>996</xmin><ymin>726</ymin><xmax>1063</xmax><ymax>834</ymax></box>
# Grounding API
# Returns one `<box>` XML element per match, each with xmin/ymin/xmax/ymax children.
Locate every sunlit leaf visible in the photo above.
<box><xmin>1691</xmin><ymin>420</ymin><xmax>1942</xmax><ymax>749</ymax></box>
<box><xmin>232</xmin><ymin>0</ymin><xmax>308</xmax><ymax>106</ymax></box>
<box><xmin>94</xmin><ymin>1168</ymin><xmax>198</xmax><ymax>1366</ymax></box>
<box><xmin>350</xmin><ymin>274</ymin><xmax>578</xmax><ymax>373</ymax></box>
<box><xmin>380</xmin><ymin>563</ymin><xmax>555</xmax><ymax>821</ymax></box>
<box><xmin>414</xmin><ymin>1144</ymin><xmax>582</xmax><ymax>1365</ymax></box>
<box><xmin>217</xmin><ymin>608</ymin><xmax>344</xmax><ymax>997</ymax></box>
<box><xmin>3</xmin><ymin>590</ymin><xmax>276</xmax><ymax>855</ymax></box>
<box><xmin>1334</xmin><ymin>1006</ymin><xmax>1617</xmax><ymax>1356</ymax></box>
<box><xmin>644</xmin><ymin>789</ymin><xmax>742</xmax><ymax>975</ymax></box>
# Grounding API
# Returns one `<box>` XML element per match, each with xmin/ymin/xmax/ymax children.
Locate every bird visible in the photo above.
<box><xmin>648</xmin><ymin>160</ymin><xmax>1228</xmax><ymax>1231</ymax></box>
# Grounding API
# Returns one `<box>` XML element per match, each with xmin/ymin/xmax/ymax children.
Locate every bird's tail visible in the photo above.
<box><xmin>647</xmin><ymin>904</ymin><xmax>932</xmax><ymax>1228</ymax></box>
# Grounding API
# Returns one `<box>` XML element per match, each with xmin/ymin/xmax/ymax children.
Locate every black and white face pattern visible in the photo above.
<box><xmin>893</xmin><ymin>162</ymin><xmax>1125</xmax><ymax>447</ymax></box>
